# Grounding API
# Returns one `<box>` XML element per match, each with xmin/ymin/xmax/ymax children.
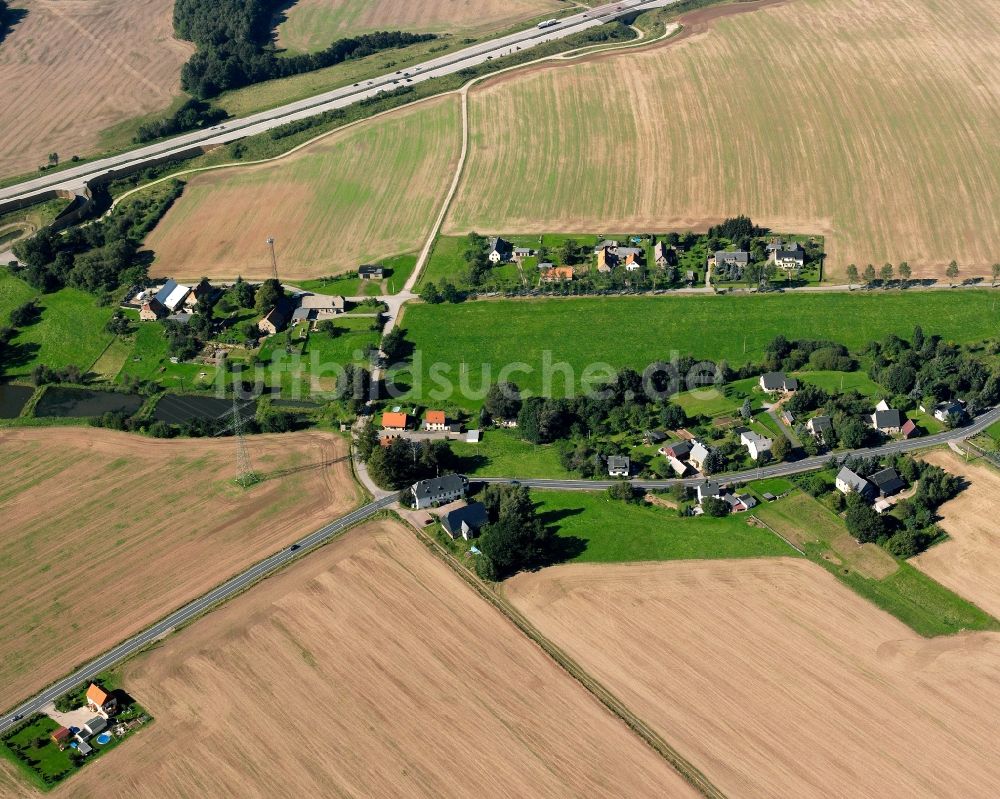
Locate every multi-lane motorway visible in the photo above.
<box><xmin>0</xmin><ymin>0</ymin><xmax>677</xmax><ymax>210</ymax></box>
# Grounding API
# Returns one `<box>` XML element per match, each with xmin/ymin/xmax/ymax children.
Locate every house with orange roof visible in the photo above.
<box><xmin>381</xmin><ymin>411</ymin><xmax>411</xmax><ymax>431</ymax></box>
<box><xmin>424</xmin><ymin>410</ymin><xmax>447</xmax><ymax>431</ymax></box>
<box><xmin>86</xmin><ymin>682</ymin><xmax>117</xmax><ymax>717</ymax></box>
<box><xmin>540</xmin><ymin>265</ymin><xmax>575</xmax><ymax>283</ymax></box>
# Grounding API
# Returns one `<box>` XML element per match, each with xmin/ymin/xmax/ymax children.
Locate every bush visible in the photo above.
<box><xmin>701</xmin><ymin>496</ymin><xmax>730</xmax><ymax>517</ymax></box>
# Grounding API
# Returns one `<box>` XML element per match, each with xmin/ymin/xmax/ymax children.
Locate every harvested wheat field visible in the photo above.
<box><xmin>912</xmin><ymin>451</ymin><xmax>1000</xmax><ymax>618</ymax></box>
<box><xmin>507</xmin><ymin>558</ymin><xmax>1000</xmax><ymax>798</ymax></box>
<box><xmin>147</xmin><ymin>96</ymin><xmax>461</xmax><ymax>280</ymax></box>
<box><xmin>0</xmin><ymin>427</ymin><xmax>359</xmax><ymax>712</ymax></box>
<box><xmin>0</xmin><ymin>0</ymin><xmax>192</xmax><ymax>179</ymax></box>
<box><xmin>50</xmin><ymin>521</ymin><xmax>696</xmax><ymax>799</ymax></box>
<box><xmin>448</xmin><ymin>0</ymin><xmax>1000</xmax><ymax>279</ymax></box>
<box><xmin>277</xmin><ymin>0</ymin><xmax>563</xmax><ymax>54</ymax></box>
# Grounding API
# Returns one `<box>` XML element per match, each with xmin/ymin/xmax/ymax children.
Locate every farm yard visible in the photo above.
<box><xmin>0</xmin><ymin>0</ymin><xmax>192</xmax><ymax>180</ymax></box>
<box><xmin>48</xmin><ymin>520</ymin><xmax>697</xmax><ymax>799</ymax></box>
<box><xmin>276</xmin><ymin>0</ymin><xmax>564</xmax><ymax>54</ymax></box>
<box><xmin>447</xmin><ymin>0</ymin><xmax>1000</xmax><ymax>279</ymax></box>
<box><xmin>396</xmin><ymin>291</ymin><xmax>1000</xmax><ymax>406</ymax></box>
<box><xmin>145</xmin><ymin>97</ymin><xmax>461</xmax><ymax>281</ymax></box>
<box><xmin>506</xmin><ymin>557</ymin><xmax>1000</xmax><ymax>799</ymax></box>
<box><xmin>0</xmin><ymin>427</ymin><xmax>359</xmax><ymax>711</ymax></box>
<box><xmin>912</xmin><ymin>450</ymin><xmax>1000</xmax><ymax>619</ymax></box>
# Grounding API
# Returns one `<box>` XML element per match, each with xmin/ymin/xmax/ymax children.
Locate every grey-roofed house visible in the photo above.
<box><xmin>806</xmin><ymin>415</ymin><xmax>833</xmax><ymax>439</ymax></box>
<box><xmin>836</xmin><ymin>467</ymin><xmax>875</xmax><ymax>500</ymax></box>
<box><xmin>75</xmin><ymin>737</ymin><xmax>93</xmax><ymax>756</ymax></box>
<box><xmin>714</xmin><ymin>251</ymin><xmax>750</xmax><ymax>267</ymax></box>
<box><xmin>654</xmin><ymin>240</ymin><xmax>668</xmax><ymax>268</ymax></box>
<box><xmin>661</xmin><ymin>440</ymin><xmax>693</xmax><ymax>460</ymax></box>
<box><xmin>723</xmin><ymin>493</ymin><xmax>758</xmax><ymax>513</ymax></box>
<box><xmin>871</xmin><ymin>409</ymin><xmax>904</xmax><ymax>434</ymax></box>
<box><xmin>932</xmin><ymin>400</ymin><xmax>966</xmax><ymax>423</ymax></box>
<box><xmin>513</xmin><ymin>247</ymin><xmax>533</xmax><ymax>258</ymax></box>
<box><xmin>869</xmin><ymin>467</ymin><xmax>905</xmax><ymax>497</ymax></box>
<box><xmin>594</xmin><ymin>240</ymin><xmax>619</xmax><ymax>252</ymax></box>
<box><xmin>154</xmin><ymin>279</ymin><xmax>192</xmax><ymax>313</ymax></box>
<box><xmin>689</xmin><ymin>440</ymin><xmax>711</xmax><ymax>472</ymax></box>
<box><xmin>607</xmin><ymin>455</ymin><xmax>631</xmax><ymax>477</ymax></box>
<box><xmin>358</xmin><ymin>264</ymin><xmax>384</xmax><ymax>280</ymax></box>
<box><xmin>441</xmin><ymin>501</ymin><xmax>489</xmax><ymax>540</ymax></box>
<box><xmin>291</xmin><ymin>293</ymin><xmax>346</xmax><ymax>325</ymax></box>
<box><xmin>412</xmin><ymin>474</ymin><xmax>469</xmax><ymax>510</ymax></box>
<box><xmin>258</xmin><ymin>297</ymin><xmax>295</xmax><ymax>336</ymax></box>
<box><xmin>696</xmin><ymin>481</ymin><xmax>723</xmax><ymax>504</ymax></box>
<box><xmin>643</xmin><ymin>429</ymin><xmax>667</xmax><ymax>445</ymax></box>
<box><xmin>772</xmin><ymin>242</ymin><xmax>805</xmax><ymax>272</ymax></box>
<box><xmin>759</xmin><ymin>372</ymin><xmax>798</xmax><ymax>393</ymax></box>
<box><xmin>83</xmin><ymin>717</ymin><xmax>106</xmax><ymax>737</ymax></box>
<box><xmin>488</xmin><ymin>237</ymin><xmax>513</xmax><ymax>263</ymax></box>
<box><xmin>738</xmin><ymin>428</ymin><xmax>773</xmax><ymax>461</ymax></box>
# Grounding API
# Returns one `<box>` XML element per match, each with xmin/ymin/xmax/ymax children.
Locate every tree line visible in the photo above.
<box><xmin>173</xmin><ymin>0</ymin><xmax>434</xmax><ymax>98</ymax></box>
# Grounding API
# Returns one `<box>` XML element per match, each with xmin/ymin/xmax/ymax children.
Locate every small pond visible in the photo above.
<box><xmin>35</xmin><ymin>387</ymin><xmax>144</xmax><ymax>418</ymax></box>
<box><xmin>0</xmin><ymin>383</ymin><xmax>34</xmax><ymax>418</ymax></box>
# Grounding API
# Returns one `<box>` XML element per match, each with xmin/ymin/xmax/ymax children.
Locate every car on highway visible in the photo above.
<box><xmin>12</xmin><ymin>714</ymin><xmax>22</xmax><ymax>721</ymax></box>
<box><xmin>289</xmin><ymin>544</ymin><xmax>301</xmax><ymax>552</ymax></box>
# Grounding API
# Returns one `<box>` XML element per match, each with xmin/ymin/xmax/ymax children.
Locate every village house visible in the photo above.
<box><xmin>931</xmin><ymin>399</ymin><xmax>966</xmax><ymax>423</ymax></box>
<box><xmin>139</xmin><ymin>298</ymin><xmax>168</xmax><ymax>321</ymax></box>
<box><xmin>540</xmin><ymin>265</ymin><xmax>575</xmax><ymax>282</ymax></box>
<box><xmin>806</xmin><ymin>415</ymin><xmax>833</xmax><ymax>440</ymax></box>
<box><xmin>643</xmin><ymin>429</ymin><xmax>666</xmax><ymax>445</ymax></box>
<box><xmin>624</xmin><ymin>251</ymin><xmax>642</xmax><ymax>271</ymax></box>
<box><xmin>653</xmin><ymin>240</ymin><xmax>669</xmax><ymax>268</ymax></box>
<box><xmin>86</xmin><ymin>683</ymin><xmax>117</xmax><ymax>717</ymax></box>
<box><xmin>258</xmin><ymin>297</ymin><xmax>294</xmax><ymax>336</ymax></box>
<box><xmin>723</xmin><ymin>492</ymin><xmax>758</xmax><ymax>513</ymax></box>
<box><xmin>739</xmin><ymin>428</ymin><xmax>773</xmax><ymax>461</ymax></box>
<box><xmin>382</xmin><ymin>411</ymin><xmax>411</xmax><ymax>431</ymax></box>
<box><xmin>771</xmin><ymin>242</ymin><xmax>805</xmax><ymax>273</ymax></box>
<box><xmin>607</xmin><ymin>455</ymin><xmax>631</xmax><ymax>477</ymax></box>
<box><xmin>696</xmin><ymin>481</ymin><xmax>723</xmax><ymax>504</ymax></box>
<box><xmin>424</xmin><ymin>410</ymin><xmax>447</xmax><ymax>431</ymax></box>
<box><xmin>596</xmin><ymin>247</ymin><xmax>612</xmax><ymax>273</ymax></box>
<box><xmin>440</xmin><ymin>501</ymin><xmax>489</xmax><ymax>540</ymax></box>
<box><xmin>871</xmin><ymin>408</ymin><xmax>905</xmax><ymax>434</ymax></box>
<box><xmin>869</xmin><ymin>467</ymin><xmax>905</xmax><ymax>497</ymax></box>
<box><xmin>665</xmin><ymin>455</ymin><xmax>689</xmax><ymax>476</ymax></box>
<box><xmin>759</xmin><ymin>372</ymin><xmax>799</xmax><ymax>394</ymax></box>
<box><xmin>183</xmin><ymin>279</ymin><xmax>215</xmax><ymax>311</ymax></box>
<box><xmin>50</xmin><ymin>727</ymin><xmax>71</xmax><ymax>750</ymax></box>
<box><xmin>713</xmin><ymin>251</ymin><xmax>750</xmax><ymax>269</ymax></box>
<box><xmin>488</xmin><ymin>237</ymin><xmax>513</xmax><ymax>263</ymax></box>
<box><xmin>83</xmin><ymin>716</ymin><xmax>107</xmax><ymax>737</ymax></box>
<box><xmin>836</xmin><ymin>466</ymin><xmax>876</xmax><ymax>500</ymax></box>
<box><xmin>513</xmin><ymin>247</ymin><xmax>533</xmax><ymax>259</ymax></box>
<box><xmin>412</xmin><ymin>474</ymin><xmax>469</xmax><ymax>509</ymax></box>
<box><xmin>153</xmin><ymin>279</ymin><xmax>191</xmax><ymax>314</ymax></box>
<box><xmin>358</xmin><ymin>264</ymin><xmax>384</xmax><ymax>280</ymax></box>
<box><xmin>659</xmin><ymin>440</ymin><xmax>692</xmax><ymax>460</ymax></box>
<box><xmin>689</xmin><ymin>440</ymin><xmax>711</xmax><ymax>472</ymax></box>
<box><xmin>290</xmin><ymin>293</ymin><xmax>346</xmax><ymax>326</ymax></box>
<box><xmin>901</xmin><ymin>418</ymin><xmax>921</xmax><ymax>439</ymax></box>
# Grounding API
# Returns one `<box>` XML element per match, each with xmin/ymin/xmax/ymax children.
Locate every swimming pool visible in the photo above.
<box><xmin>95</xmin><ymin>733</ymin><xmax>112</xmax><ymax>745</ymax></box>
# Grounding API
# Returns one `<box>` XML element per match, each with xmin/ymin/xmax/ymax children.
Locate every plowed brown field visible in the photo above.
<box><xmin>449</xmin><ymin>0</ymin><xmax>1000</xmax><ymax>279</ymax></box>
<box><xmin>507</xmin><ymin>558</ymin><xmax>1000</xmax><ymax>798</ymax></box>
<box><xmin>0</xmin><ymin>0</ymin><xmax>192</xmax><ymax>179</ymax></box>
<box><xmin>0</xmin><ymin>427</ymin><xmax>359</xmax><ymax>711</ymax></box>
<box><xmin>49</xmin><ymin>521</ymin><xmax>697</xmax><ymax>798</ymax></box>
<box><xmin>912</xmin><ymin>451</ymin><xmax>1000</xmax><ymax>618</ymax></box>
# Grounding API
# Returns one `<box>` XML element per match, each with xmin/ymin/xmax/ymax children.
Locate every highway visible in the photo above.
<box><xmin>0</xmin><ymin>0</ymin><xmax>677</xmax><ymax>209</ymax></box>
<box><xmin>477</xmin><ymin>406</ymin><xmax>1000</xmax><ymax>491</ymax></box>
<box><xmin>0</xmin><ymin>490</ymin><xmax>400</xmax><ymax>735</ymax></box>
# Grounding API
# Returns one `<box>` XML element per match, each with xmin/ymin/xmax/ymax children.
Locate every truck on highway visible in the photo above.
<box><xmin>537</xmin><ymin>19</ymin><xmax>559</xmax><ymax>29</ymax></box>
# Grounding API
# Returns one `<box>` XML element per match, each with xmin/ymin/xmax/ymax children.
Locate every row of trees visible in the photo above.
<box><xmin>134</xmin><ymin>98</ymin><xmax>226</xmax><ymax>143</ymax></box>
<box><xmin>845</xmin><ymin>260</ymin><xmax>1000</xmax><ymax>288</ymax></box>
<box><xmin>475</xmin><ymin>484</ymin><xmax>555</xmax><ymax>581</ymax></box>
<box><xmin>173</xmin><ymin>0</ymin><xmax>434</xmax><ymax>98</ymax></box>
<box><xmin>13</xmin><ymin>180</ymin><xmax>184</xmax><ymax>294</ymax></box>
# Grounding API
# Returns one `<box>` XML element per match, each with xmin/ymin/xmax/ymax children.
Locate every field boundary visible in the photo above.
<box><xmin>747</xmin><ymin>514</ymin><xmax>805</xmax><ymax>555</ymax></box>
<box><xmin>403</xmin><ymin>512</ymin><xmax>728</xmax><ymax>799</ymax></box>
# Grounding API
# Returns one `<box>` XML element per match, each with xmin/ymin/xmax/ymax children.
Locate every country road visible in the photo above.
<box><xmin>0</xmin><ymin>491</ymin><xmax>400</xmax><ymax>735</ymax></box>
<box><xmin>0</xmin><ymin>0</ymin><xmax>678</xmax><ymax>210</ymax></box>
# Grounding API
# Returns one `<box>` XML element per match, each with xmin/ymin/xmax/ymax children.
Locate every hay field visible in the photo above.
<box><xmin>912</xmin><ymin>451</ymin><xmax>1000</xmax><ymax>618</ymax></box>
<box><xmin>146</xmin><ymin>96</ymin><xmax>461</xmax><ymax>280</ymax></box>
<box><xmin>277</xmin><ymin>0</ymin><xmax>563</xmax><ymax>54</ymax></box>
<box><xmin>0</xmin><ymin>427</ymin><xmax>359</xmax><ymax>712</ymax></box>
<box><xmin>507</xmin><ymin>558</ymin><xmax>1000</xmax><ymax>798</ymax></box>
<box><xmin>448</xmin><ymin>0</ymin><xmax>1000</xmax><ymax>278</ymax></box>
<box><xmin>52</xmin><ymin>520</ymin><xmax>696</xmax><ymax>799</ymax></box>
<box><xmin>0</xmin><ymin>0</ymin><xmax>192</xmax><ymax>179</ymax></box>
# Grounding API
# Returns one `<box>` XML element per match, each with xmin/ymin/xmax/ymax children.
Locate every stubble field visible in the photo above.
<box><xmin>447</xmin><ymin>0</ymin><xmax>1000</xmax><ymax>278</ymax></box>
<box><xmin>0</xmin><ymin>0</ymin><xmax>192</xmax><ymax>179</ymax></box>
<box><xmin>276</xmin><ymin>0</ymin><xmax>563</xmax><ymax>54</ymax></box>
<box><xmin>912</xmin><ymin>450</ymin><xmax>1000</xmax><ymax>619</ymax></box>
<box><xmin>0</xmin><ymin>427</ymin><xmax>359</xmax><ymax>712</ymax></box>
<box><xmin>507</xmin><ymin>558</ymin><xmax>1000</xmax><ymax>798</ymax></box>
<box><xmin>146</xmin><ymin>97</ymin><xmax>461</xmax><ymax>280</ymax></box>
<box><xmin>46</xmin><ymin>520</ymin><xmax>696</xmax><ymax>798</ymax></box>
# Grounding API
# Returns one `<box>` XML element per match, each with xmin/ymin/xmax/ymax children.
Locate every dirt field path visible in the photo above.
<box><xmin>507</xmin><ymin>558</ymin><xmax>1000</xmax><ymax>798</ymax></box>
<box><xmin>912</xmin><ymin>450</ymin><xmax>1000</xmax><ymax>618</ymax></box>
<box><xmin>48</xmin><ymin>520</ymin><xmax>697</xmax><ymax>798</ymax></box>
<box><xmin>0</xmin><ymin>427</ymin><xmax>359</xmax><ymax>711</ymax></box>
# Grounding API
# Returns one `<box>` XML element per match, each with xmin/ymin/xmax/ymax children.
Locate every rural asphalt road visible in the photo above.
<box><xmin>0</xmin><ymin>0</ymin><xmax>678</xmax><ymax>209</ymax></box>
<box><xmin>1</xmin><ymin>408</ymin><xmax>996</xmax><ymax>732</ymax></box>
<box><xmin>0</xmin><ymin>491</ymin><xmax>400</xmax><ymax>735</ymax></box>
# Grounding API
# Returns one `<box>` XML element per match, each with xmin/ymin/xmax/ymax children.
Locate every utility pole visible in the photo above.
<box><xmin>231</xmin><ymin>396</ymin><xmax>256</xmax><ymax>487</ymax></box>
<box><xmin>266</xmin><ymin>237</ymin><xmax>279</xmax><ymax>282</ymax></box>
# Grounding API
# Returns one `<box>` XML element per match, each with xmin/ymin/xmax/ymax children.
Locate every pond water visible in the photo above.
<box><xmin>35</xmin><ymin>387</ymin><xmax>144</xmax><ymax>418</ymax></box>
<box><xmin>153</xmin><ymin>394</ymin><xmax>256</xmax><ymax>424</ymax></box>
<box><xmin>0</xmin><ymin>383</ymin><xmax>33</xmax><ymax>418</ymax></box>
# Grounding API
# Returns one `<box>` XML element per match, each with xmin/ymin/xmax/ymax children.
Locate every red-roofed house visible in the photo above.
<box><xmin>381</xmin><ymin>412</ymin><xmax>410</xmax><ymax>431</ymax></box>
<box><xmin>86</xmin><ymin>683</ymin><xmax>117</xmax><ymax>717</ymax></box>
<box><xmin>51</xmin><ymin>727</ymin><xmax>71</xmax><ymax>750</ymax></box>
<box><xmin>901</xmin><ymin>418</ymin><xmax>921</xmax><ymax>439</ymax></box>
<box><xmin>424</xmin><ymin>410</ymin><xmax>447</xmax><ymax>431</ymax></box>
